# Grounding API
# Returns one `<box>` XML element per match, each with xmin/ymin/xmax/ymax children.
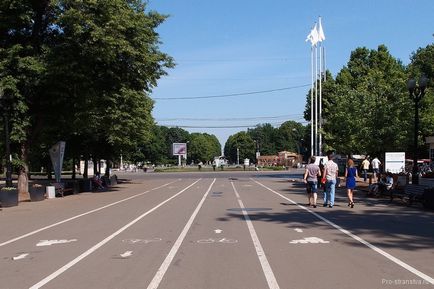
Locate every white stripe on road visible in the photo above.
<box><xmin>0</xmin><ymin>180</ymin><xmax>179</xmax><ymax>247</ymax></box>
<box><xmin>29</xmin><ymin>179</ymin><xmax>200</xmax><ymax>289</ymax></box>
<box><xmin>147</xmin><ymin>178</ymin><xmax>216</xmax><ymax>289</ymax></box>
<box><xmin>252</xmin><ymin>178</ymin><xmax>434</xmax><ymax>285</ymax></box>
<box><xmin>231</xmin><ymin>182</ymin><xmax>281</xmax><ymax>289</ymax></box>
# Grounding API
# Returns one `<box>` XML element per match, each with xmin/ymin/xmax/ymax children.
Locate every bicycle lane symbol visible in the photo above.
<box><xmin>122</xmin><ymin>238</ymin><xmax>162</xmax><ymax>245</ymax></box>
<box><xmin>196</xmin><ymin>238</ymin><xmax>238</xmax><ymax>244</ymax></box>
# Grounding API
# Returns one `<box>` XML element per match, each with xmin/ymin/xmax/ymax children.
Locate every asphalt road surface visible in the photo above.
<box><xmin>1</xmin><ymin>170</ymin><xmax>433</xmax><ymax>289</ymax></box>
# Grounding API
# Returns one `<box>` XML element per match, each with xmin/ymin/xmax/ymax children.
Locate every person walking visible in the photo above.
<box><xmin>303</xmin><ymin>156</ymin><xmax>321</xmax><ymax>208</ymax></box>
<box><xmin>371</xmin><ymin>157</ymin><xmax>381</xmax><ymax>181</ymax></box>
<box><xmin>323</xmin><ymin>152</ymin><xmax>339</xmax><ymax>208</ymax></box>
<box><xmin>361</xmin><ymin>157</ymin><xmax>370</xmax><ymax>182</ymax></box>
<box><xmin>345</xmin><ymin>159</ymin><xmax>359</xmax><ymax>208</ymax></box>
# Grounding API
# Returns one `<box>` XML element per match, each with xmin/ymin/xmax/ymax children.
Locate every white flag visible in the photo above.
<box><xmin>306</xmin><ymin>23</ymin><xmax>319</xmax><ymax>46</ymax></box>
<box><xmin>318</xmin><ymin>17</ymin><xmax>325</xmax><ymax>42</ymax></box>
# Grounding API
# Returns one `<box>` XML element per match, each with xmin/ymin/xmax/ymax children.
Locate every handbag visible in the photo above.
<box><xmin>321</xmin><ymin>169</ymin><xmax>327</xmax><ymax>184</ymax></box>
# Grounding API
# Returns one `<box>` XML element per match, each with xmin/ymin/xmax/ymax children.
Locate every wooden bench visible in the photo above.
<box><xmin>390</xmin><ymin>183</ymin><xmax>427</xmax><ymax>206</ymax></box>
<box><xmin>51</xmin><ymin>182</ymin><xmax>74</xmax><ymax>197</ymax></box>
<box><xmin>404</xmin><ymin>185</ymin><xmax>427</xmax><ymax>206</ymax></box>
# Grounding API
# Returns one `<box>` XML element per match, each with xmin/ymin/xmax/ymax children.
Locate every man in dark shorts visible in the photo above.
<box><xmin>303</xmin><ymin>156</ymin><xmax>321</xmax><ymax>208</ymax></box>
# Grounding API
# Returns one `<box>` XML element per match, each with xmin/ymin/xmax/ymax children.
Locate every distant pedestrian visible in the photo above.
<box><xmin>318</xmin><ymin>158</ymin><xmax>326</xmax><ymax>192</ymax></box>
<box><xmin>323</xmin><ymin>151</ymin><xmax>339</xmax><ymax>208</ymax></box>
<box><xmin>303</xmin><ymin>156</ymin><xmax>321</xmax><ymax>208</ymax></box>
<box><xmin>372</xmin><ymin>157</ymin><xmax>381</xmax><ymax>181</ymax></box>
<box><xmin>361</xmin><ymin>157</ymin><xmax>370</xmax><ymax>182</ymax></box>
<box><xmin>345</xmin><ymin>159</ymin><xmax>358</xmax><ymax>208</ymax></box>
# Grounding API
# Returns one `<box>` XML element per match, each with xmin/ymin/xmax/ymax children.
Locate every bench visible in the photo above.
<box><xmin>404</xmin><ymin>185</ymin><xmax>427</xmax><ymax>206</ymax></box>
<box><xmin>390</xmin><ymin>183</ymin><xmax>427</xmax><ymax>206</ymax></box>
<box><xmin>51</xmin><ymin>182</ymin><xmax>74</xmax><ymax>197</ymax></box>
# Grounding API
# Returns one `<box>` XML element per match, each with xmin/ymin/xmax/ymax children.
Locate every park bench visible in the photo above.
<box><xmin>51</xmin><ymin>182</ymin><xmax>74</xmax><ymax>197</ymax></box>
<box><xmin>390</xmin><ymin>182</ymin><xmax>427</xmax><ymax>206</ymax></box>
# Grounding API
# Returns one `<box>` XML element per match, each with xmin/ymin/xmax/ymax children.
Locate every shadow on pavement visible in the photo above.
<box><xmin>217</xmin><ymin>183</ymin><xmax>434</xmax><ymax>251</ymax></box>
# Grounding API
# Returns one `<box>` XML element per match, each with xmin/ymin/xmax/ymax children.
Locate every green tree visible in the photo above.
<box><xmin>188</xmin><ymin>133</ymin><xmax>221</xmax><ymax>163</ymax></box>
<box><xmin>0</xmin><ymin>0</ymin><xmax>55</xmax><ymax>194</ymax></box>
<box><xmin>47</xmin><ymin>0</ymin><xmax>173</xmax><ymax>174</ymax></box>
<box><xmin>0</xmin><ymin>0</ymin><xmax>173</xmax><ymax>194</ymax></box>
<box><xmin>224</xmin><ymin>132</ymin><xmax>254</xmax><ymax>164</ymax></box>
<box><xmin>408</xmin><ymin>43</ymin><xmax>434</xmax><ymax>156</ymax></box>
<box><xmin>247</xmin><ymin>123</ymin><xmax>279</xmax><ymax>156</ymax></box>
<box><xmin>277</xmin><ymin>121</ymin><xmax>308</xmax><ymax>158</ymax></box>
<box><xmin>313</xmin><ymin>45</ymin><xmax>409</xmax><ymax>156</ymax></box>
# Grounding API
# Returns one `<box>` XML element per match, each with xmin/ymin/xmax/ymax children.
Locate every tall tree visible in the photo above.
<box><xmin>224</xmin><ymin>132</ymin><xmax>255</xmax><ymax>164</ymax></box>
<box><xmin>247</xmin><ymin>123</ymin><xmax>279</xmax><ymax>156</ymax></box>
<box><xmin>0</xmin><ymin>0</ymin><xmax>55</xmax><ymax>194</ymax></box>
<box><xmin>277</xmin><ymin>121</ymin><xmax>308</xmax><ymax>158</ymax></box>
<box><xmin>0</xmin><ymin>0</ymin><xmax>174</xmax><ymax>193</ymax></box>
<box><xmin>188</xmin><ymin>133</ymin><xmax>221</xmax><ymax>163</ymax></box>
<box><xmin>408</xmin><ymin>42</ymin><xmax>434</xmax><ymax>153</ymax></box>
<box><xmin>315</xmin><ymin>45</ymin><xmax>409</xmax><ymax>156</ymax></box>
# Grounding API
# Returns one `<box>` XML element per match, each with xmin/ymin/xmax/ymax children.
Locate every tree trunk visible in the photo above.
<box><xmin>105</xmin><ymin>160</ymin><xmax>111</xmax><ymax>177</ymax></box>
<box><xmin>18</xmin><ymin>143</ymin><xmax>30</xmax><ymax>201</ymax></box>
<box><xmin>72</xmin><ymin>156</ymin><xmax>76</xmax><ymax>179</ymax></box>
<box><xmin>93</xmin><ymin>157</ymin><xmax>98</xmax><ymax>175</ymax></box>
<box><xmin>83</xmin><ymin>158</ymin><xmax>88</xmax><ymax>179</ymax></box>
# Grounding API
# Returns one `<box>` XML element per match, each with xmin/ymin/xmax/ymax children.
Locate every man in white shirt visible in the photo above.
<box><xmin>361</xmin><ymin>157</ymin><xmax>370</xmax><ymax>182</ymax></box>
<box><xmin>324</xmin><ymin>152</ymin><xmax>339</xmax><ymax>208</ymax></box>
<box><xmin>372</xmin><ymin>157</ymin><xmax>381</xmax><ymax>181</ymax></box>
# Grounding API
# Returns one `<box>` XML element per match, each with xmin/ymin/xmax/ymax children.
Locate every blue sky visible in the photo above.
<box><xmin>147</xmin><ymin>0</ymin><xmax>434</xmax><ymax>149</ymax></box>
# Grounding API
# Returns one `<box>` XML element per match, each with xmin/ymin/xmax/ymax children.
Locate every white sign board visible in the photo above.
<box><xmin>244</xmin><ymin>158</ymin><xmax>250</xmax><ymax>166</ymax></box>
<box><xmin>172</xmin><ymin>143</ymin><xmax>187</xmax><ymax>156</ymax></box>
<box><xmin>385</xmin><ymin>152</ymin><xmax>405</xmax><ymax>173</ymax></box>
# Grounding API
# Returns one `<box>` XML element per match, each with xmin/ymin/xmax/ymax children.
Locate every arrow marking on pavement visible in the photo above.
<box><xmin>120</xmin><ymin>251</ymin><xmax>133</xmax><ymax>258</ymax></box>
<box><xmin>289</xmin><ymin>237</ymin><xmax>329</xmax><ymax>244</ymax></box>
<box><xmin>36</xmin><ymin>239</ymin><xmax>78</xmax><ymax>247</ymax></box>
<box><xmin>13</xmin><ymin>253</ymin><xmax>29</xmax><ymax>260</ymax></box>
<box><xmin>214</xmin><ymin>229</ymin><xmax>223</xmax><ymax>234</ymax></box>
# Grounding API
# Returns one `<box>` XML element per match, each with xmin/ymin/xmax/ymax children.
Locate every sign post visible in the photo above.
<box><xmin>173</xmin><ymin>143</ymin><xmax>187</xmax><ymax>166</ymax></box>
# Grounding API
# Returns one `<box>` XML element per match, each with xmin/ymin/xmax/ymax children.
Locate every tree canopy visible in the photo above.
<box><xmin>0</xmin><ymin>0</ymin><xmax>173</xmax><ymax>191</ymax></box>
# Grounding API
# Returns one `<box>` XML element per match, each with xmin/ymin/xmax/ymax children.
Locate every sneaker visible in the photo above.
<box><xmin>313</xmin><ymin>205</ymin><xmax>317</xmax><ymax>208</ymax></box>
<box><xmin>323</xmin><ymin>204</ymin><xmax>327</xmax><ymax>207</ymax></box>
<box><xmin>328</xmin><ymin>205</ymin><xmax>333</xmax><ymax>208</ymax></box>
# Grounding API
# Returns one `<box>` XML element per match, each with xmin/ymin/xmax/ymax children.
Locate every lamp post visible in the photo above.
<box><xmin>407</xmin><ymin>76</ymin><xmax>428</xmax><ymax>185</ymax></box>
<box><xmin>254</xmin><ymin>140</ymin><xmax>260</xmax><ymax>164</ymax></box>
<box><xmin>0</xmin><ymin>88</ymin><xmax>13</xmax><ymax>187</ymax></box>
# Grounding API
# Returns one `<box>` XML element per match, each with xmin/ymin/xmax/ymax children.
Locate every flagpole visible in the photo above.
<box><xmin>319</xmin><ymin>41</ymin><xmax>323</xmax><ymax>156</ymax></box>
<box><xmin>310</xmin><ymin>46</ymin><xmax>314</xmax><ymax>157</ymax></box>
<box><xmin>314</xmin><ymin>43</ymin><xmax>318</xmax><ymax>156</ymax></box>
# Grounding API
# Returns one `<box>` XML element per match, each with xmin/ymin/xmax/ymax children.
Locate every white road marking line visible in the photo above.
<box><xmin>252</xmin><ymin>178</ymin><xmax>434</xmax><ymax>285</ymax></box>
<box><xmin>13</xmin><ymin>253</ymin><xmax>29</xmax><ymax>260</ymax></box>
<box><xmin>36</xmin><ymin>239</ymin><xmax>77</xmax><ymax>247</ymax></box>
<box><xmin>214</xmin><ymin>229</ymin><xmax>223</xmax><ymax>234</ymax></box>
<box><xmin>146</xmin><ymin>178</ymin><xmax>216</xmax><ymax>289</ymax></box>
<box><xmin>294</xmin><ymin>228</ymin><xmax>303</xmax><ymax>233</ymax></box>
<box><xmin>120</xmin><ymin>251</ymin><xmax>133</xmax><ymax>258</ymax></box>
<box><xmin>289</xmin><ymin>237</ymin><xmax>329</xmax><ymax>244</ymax></box>
<box><xmin>231</xmin><ymin>182</ymin><xmax>280</xmax><ymax>289</ymax></box>
<box><xmin>0</xmin><ymin>180</ymin><xmax>178</xmax><ymax>247</ymax></box>
<box><xmin>29</xmin><ymin>179</ymin><xmax>201</xmax><ymax>289</ymax></box>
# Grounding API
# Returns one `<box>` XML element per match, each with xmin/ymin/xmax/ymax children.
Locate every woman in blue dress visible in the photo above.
<box><xmin>345</xmin><ymin>159</ymin><xmax>359</xmax><ymax>208</ymax></box>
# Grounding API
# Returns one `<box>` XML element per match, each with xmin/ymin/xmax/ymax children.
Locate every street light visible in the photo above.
<box><xmin>407</xmin><ymin>75</ymin><xmax>428</xmax><ymax>185</ymax></box>
<box><xmin>0</xmin><ymin>88</ymin><xmax>13</xmax><ymax>187</ymax></box>
<box><xmin>253</xmin><ymin>140</ymin><xmax>260</xmax><ymax>163</ymax></box>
